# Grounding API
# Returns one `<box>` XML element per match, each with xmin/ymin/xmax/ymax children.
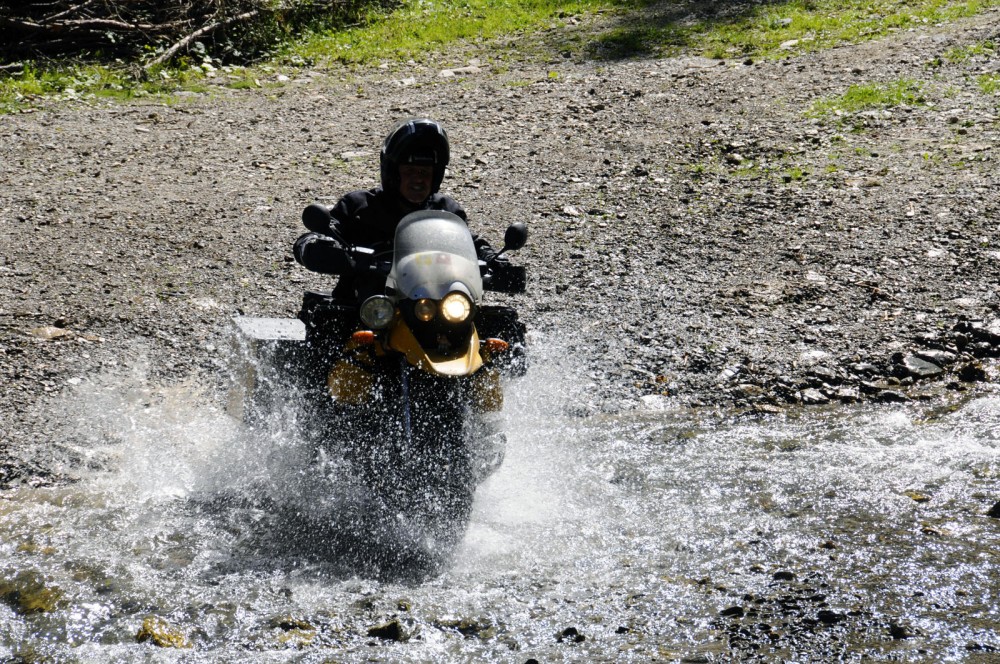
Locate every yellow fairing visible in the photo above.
<box><xmin>387</xmin><ymin>319</ymin><xmax>483</xmax><ymax>377</ymax></box>
<box><xmin>327</xmin><ymin>360</ymin><xmax>374</xmax><ymax>405</ymax></box>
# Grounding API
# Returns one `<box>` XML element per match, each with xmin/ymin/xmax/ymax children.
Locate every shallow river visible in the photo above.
<box><xmin>1</xmin><ymin>342</ymin><xmax>998</xmax><ymax>662</ymax></box>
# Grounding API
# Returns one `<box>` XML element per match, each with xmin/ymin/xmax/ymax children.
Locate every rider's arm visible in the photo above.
<box><xmin>292</xmin><ymin>191</ymin><xmax>372</xmax><ymax>274</ymax></box>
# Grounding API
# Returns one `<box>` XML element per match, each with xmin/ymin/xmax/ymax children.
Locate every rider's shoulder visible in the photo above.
<box><xmin>332</xmin><ymin>188</ymin><xmax>380</xmax><ymax>219</ymax></box>
<box><xmin>339</xmin><ymin>188</ymin><xmax>380</xmax><ymax>207</ymax></box>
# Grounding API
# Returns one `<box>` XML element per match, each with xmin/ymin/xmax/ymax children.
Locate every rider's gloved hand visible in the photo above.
<box><xmin>294</xmin><ymin>234</ymin><xmax>353</xmax><ymax>274</ymax></box>
<box><xmin>478</xmin><ymin>246</ymin><xmax>509</xmax><ymax>265</ymax></box>
<box><xmin>351</xmin><ymin>249</ymin><xmax>375</xmax><ymax>272</ymax></box>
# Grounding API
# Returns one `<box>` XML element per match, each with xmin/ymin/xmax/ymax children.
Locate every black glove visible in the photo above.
<box><xmin>295</xmin><ymin>234</ymin><xmax>353</xmax><ymax>274</ymax></box>
<box><xmin>477</xmin><ymin>243</ymin><xmax>509</xmax><ymax>265</ymax></box>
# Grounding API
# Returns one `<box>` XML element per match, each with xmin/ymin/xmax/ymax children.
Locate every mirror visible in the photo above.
<box><xmin>503</xmin><ymin>222</ymin><xmax>528</xmax><ymax>252</ymax></box>
<box><xmin>302</xmin><ymin>203</ymin><xmax>332</xmax><ymax>233</ymax></box>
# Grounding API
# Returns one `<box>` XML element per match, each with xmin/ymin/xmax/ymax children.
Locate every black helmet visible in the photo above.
<box><xmin>380</xmin><ymin>118</ymin><xmax>450</xmax><ymax>197</ymax></box>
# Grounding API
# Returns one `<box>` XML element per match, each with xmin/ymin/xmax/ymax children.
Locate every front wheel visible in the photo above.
<box><xmin>384</xmin><ymin>367</ymin><xmax>475</xmax><ymax>561</ymax></box>
<box><xmin>327</xmin><ymin>363</ymin><xmax>476</xmax><ymax>577</ymax></box>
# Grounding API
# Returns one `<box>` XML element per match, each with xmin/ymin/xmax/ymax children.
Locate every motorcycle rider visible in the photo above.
<box><xmin>293</xmin><ymin>118</ymin><xmax>502</xmax><ymax>300</ymax></box>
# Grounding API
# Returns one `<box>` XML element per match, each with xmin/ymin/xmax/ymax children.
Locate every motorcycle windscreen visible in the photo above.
<box><xmin>389</xmin><ymin>210</ymin><xmax>484</xmax><ymax>301</ymax></box>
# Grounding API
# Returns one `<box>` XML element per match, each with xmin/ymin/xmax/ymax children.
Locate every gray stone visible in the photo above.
<box><xmin>915</xmin><ymin>349</ymin><xmax>956</xmax><ymax>366</ymax></box>
<box><xmin>876</xmin><ymin>390</ymin><xmax>911</xmax><ymax>403</ymax></box>
<box><xmin>900</xmin><ymin>354</ymin><xmax>943</xmax><ymax>378</ymax></box>
<box><xmin>800</xmin><ymin>388</ymin><xmax>830</xmax><ymax>405</ymax></box>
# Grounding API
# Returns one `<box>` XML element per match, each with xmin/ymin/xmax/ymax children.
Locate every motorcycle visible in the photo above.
<box><xmin>229</xmin><ymin>204</ymin><xmax>527</xmax><ymax>575</ymax></box>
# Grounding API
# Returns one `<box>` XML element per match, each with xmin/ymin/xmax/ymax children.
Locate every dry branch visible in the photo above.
<box><xmin>43</xmin><ymin>0</ymin><xmax>97</xmax><ymax>23</ymax></box>
<box><xmin>144</xmin><ymin>9</ymin><xmax>260</xmax><ymax>69</ymax></box>
<box><xmin>54</xmin><ymin>18</ymin><xmax>164</xmax><ymax>30</ymax></box>
<box><xmin>1</xmin><ymin>0</ymin><xmax>357</xmax><ymax>64</ymax></box>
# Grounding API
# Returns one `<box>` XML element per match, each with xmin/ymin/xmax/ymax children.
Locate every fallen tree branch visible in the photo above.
<box><xmin>1</xmin><ymin>18</ymin><xmax>47</xmax><ymax>32</ymax></box>
<box><xmin>43</xmin><ymin>0</ymin><xmax>97</xmax><ymax>23</ymax></box>
<box><xmin>0</xmin><ymin>15</ymin><xmax>176</xmax><ymax>34</ymax></box>
<box><xmin>144</xmin><ymin>9</ymin><xmax>261</xmax><ymax>69</ymax></box>
<box><xmin>1</xmin><ymin>1</ymin><xmax>355</xmax><ymax>64</ymax></box>
<box><xmin>54</xmin><ymin>17</ymin><xmax>166</xmax><ymax>31</ymax></box>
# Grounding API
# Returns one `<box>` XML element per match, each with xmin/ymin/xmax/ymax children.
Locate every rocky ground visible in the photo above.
<box><xmin>2</xmin><ymin>9</ymin><xmax>1000</xmax><ymax>486</ymax></box>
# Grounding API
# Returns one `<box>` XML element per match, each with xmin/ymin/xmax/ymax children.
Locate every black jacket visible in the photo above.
<box><xmin>294</xmin><ymin>187</ymin><xmax>496</xmax><ymax>299</ymax></box>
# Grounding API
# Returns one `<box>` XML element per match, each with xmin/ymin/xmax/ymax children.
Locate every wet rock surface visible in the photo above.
<box><xmin>0</xmin><ymin>570</ymin><xmax>64</xmax><ymax>615</ymax></box>
<box><xmin>135</xmin><ymin>615</ymin><xmax>192</xmax><ymax>648</ymax></box>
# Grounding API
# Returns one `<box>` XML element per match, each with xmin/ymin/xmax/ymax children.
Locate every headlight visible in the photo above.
<box><xmin>413</xmin><ymin>298</ymin><xmax>436</xmax><ymax>322</ymax></box>
<box><xmin>440</xmin><ymin>292</ymin><xmax>473</xmax><ymax>323</ymax></box>
<box><xmin>359</xmin><ymin>296</ymin><xmax>395</xmax><ymax>329</ymax></box>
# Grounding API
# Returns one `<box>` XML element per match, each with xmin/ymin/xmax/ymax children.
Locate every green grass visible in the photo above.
<box><xmin>943</xmin><ymin>38</ymin><xmax>996</xmax><ymax>62</ymax></box>
<box><xmin>978</xmin><ymin>73</ymin><xmax>1000</xmax><ymax>94</ymax></box>
<box><xmin>290</xmin><ymin>0</ymin><xmax>620</xmax><ymax>65</ymax></box>
<box><xmin>809</xmin><ymin>79</ymin><xmax>926</xmax><ymax>116</ymax></box>
<box><xmin>0</xmin><ymin>63</ymin><xmax>210</xmax><ymax>113</ymax></box>
<box><xmin>290</xmin><ymin>0</ymin><xmax>1000</xmax><ymax>64</ymax></box>
<box><xmin>782</xmin><ymin>165</ymin><xmax>809</xmax><ymax>182</ymax></box>
<box><xmin>3</xmin><ymin>0</ymin><xmax>1000</xmax><ymax>113</ymax></box>
<box><xmin>594</xmin><ymin>0</ymin><xmax>1000</xmax><ymax>60</ymax></box>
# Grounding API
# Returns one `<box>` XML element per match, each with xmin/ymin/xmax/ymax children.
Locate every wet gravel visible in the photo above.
<box><xmin>2</xmin><ymin>13</ymin><xmax>1000</xmax><ymax>475</ymax></box>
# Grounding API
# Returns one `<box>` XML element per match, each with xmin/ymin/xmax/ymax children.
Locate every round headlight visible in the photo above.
<box><xmin>440</xmin><ymin>292</ymin><xmax>472</xmax><ymax>323</ymax></box>
<box><xmin>413</xmin><ymin>298</ymin><xmax>436</xmax><ymax>322</ymax></box>
<box><xmin>359</xmin><ymin>296</ymin><xmax>395</xmax><ymax>329</ymax></box>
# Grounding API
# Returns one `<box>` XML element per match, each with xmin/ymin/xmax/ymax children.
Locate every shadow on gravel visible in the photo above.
<box><xmin>578</xmin><ymin>0</ymin><xmax>788</xmax><ymax>61</ymax></box>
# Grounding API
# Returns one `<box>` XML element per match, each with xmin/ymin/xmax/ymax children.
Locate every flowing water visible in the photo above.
<box><xmin>1</xmin><ymin>341</ymin><xmax>999</xmax><ymax>662</ymax></box>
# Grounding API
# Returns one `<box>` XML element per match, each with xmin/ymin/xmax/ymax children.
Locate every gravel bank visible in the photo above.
<box><xmin>2</xmin><ymin>11</ymin><xmax>1000</xmax><ymax>484</ymax></box>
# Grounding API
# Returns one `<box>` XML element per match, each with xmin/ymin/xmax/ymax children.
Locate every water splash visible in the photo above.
<box><xmin>1</xmin><ymin>339</ymin><xmax>998</xmax><ymax>660</ymax></box>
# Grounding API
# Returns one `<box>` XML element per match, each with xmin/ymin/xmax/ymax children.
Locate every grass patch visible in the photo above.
<box><xmin>289</xmin><ymin>0</ymin><xmax>627</xmax><ymax>65</ymax></box>
<box><xmin>593</xmin><ymin>0</ymin><xmax>1000</xmax><ymax>60</ymax></box>
<box><xmin>943</xmin><ymin>38</ymin><xmax>996</xmax><ymax>62</ymax></box>
<box><xmin>0</xmin><ymin>63</ymin><xmax>213</xmax><ymax>113</ymax></box>
<box><xmin>782</xmin><ymin>165</ymin><xmax>808</xmax><ymax>182</ymax></box>
<box><xmin>3</xmin><ymin>0</ymin><xmax>999</xmax><ymax>112</ymax></box>
<box><xmin>289</xmin><ymin>0</ymin><xmax>1000</xmax><ymax>64</ymax></box>
<box><xmin>978</xmin><ymin>73</ymin><xmax>1000</xmax><ymax>95</ymax></box>
<box><xmin>809</xmin><ymin>79</ymin><xmax>926</xmax><ymax>116</ymax></box>
<box><xmin>687</xmin><ymin>162</ymin><xmax>715</xmax><ymax>179</ymax></box>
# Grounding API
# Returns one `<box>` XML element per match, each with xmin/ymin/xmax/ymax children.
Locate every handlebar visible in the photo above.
<box><xmin>348</xmin><ymin>245</ymin><xmax>392</xmax><ymax>276</ymax></box>
<box><xmin>481</xmin><ymin>260</ymin><xmax>527</xmax><ymax>294</ymax></box>
<box><xmin>301</xmin><ymin>203</ymin><xmax>526</xmax><ymax>290</ymax></box>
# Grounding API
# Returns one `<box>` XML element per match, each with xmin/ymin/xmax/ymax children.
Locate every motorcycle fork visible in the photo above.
<box><xmin>399</xmin><ymin>356</ymin><xmax>413</xmax><ymax>447</ymax></box>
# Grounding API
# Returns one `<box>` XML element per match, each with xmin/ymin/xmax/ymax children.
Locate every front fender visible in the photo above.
<box><xmin>386</xmin><ymin>319</ymin><xmax>483</xmax><ymax>377</ymax></box>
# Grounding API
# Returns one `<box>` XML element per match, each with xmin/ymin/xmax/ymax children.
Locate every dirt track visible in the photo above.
<box><xmin>2</xmin><ymin>10</ymin><xmax>1000</xmax><ymax>485</ymax></box>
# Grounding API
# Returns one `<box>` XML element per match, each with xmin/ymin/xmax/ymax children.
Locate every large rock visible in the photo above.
<box><xmin>800</xmin><ymin>388</ymin><xmax>830</xmax><ymax>405</ymax></box>
<box><xmin>896</xmin><ymin>354</ymin><xmax>943</xmax><ymax>379</ymax></box>
<box><xmin>0</xmin><ymin>570</ymin><xmax>64</xmax><ymax>614</ymax></box>
<box><xmin>136</xmin><ymin>616</ymin><xmax>192</xmax><ymax>648</ymax></box>
<box><xmin>958</xmin><ymin>362</ymin><xmax>988</xmax><ymax>382</ymax></box>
